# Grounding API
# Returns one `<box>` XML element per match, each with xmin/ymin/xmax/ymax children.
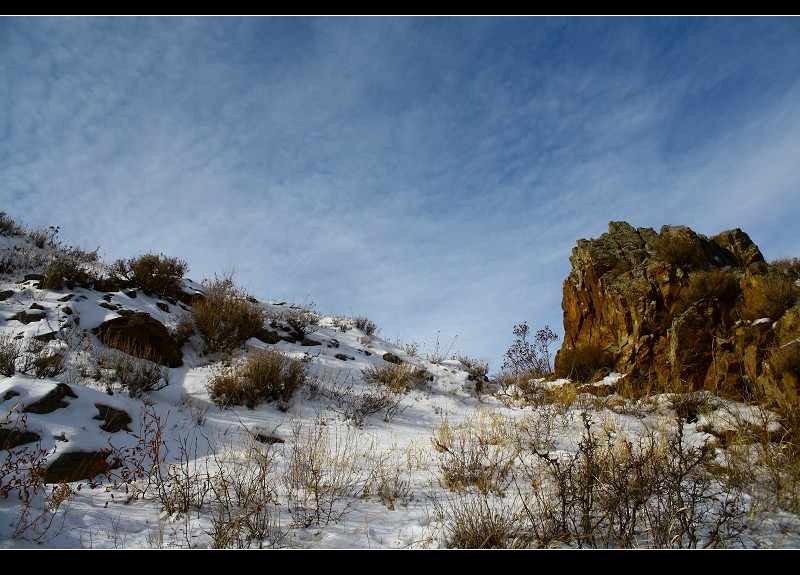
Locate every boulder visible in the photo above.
<box><xmin>43</xmin><ymin>450</ymin><xmax>117</xmax><ymax>484</ymax></box>
<box><xmin>94</xmin><ymin>403</ymin><xmax>133</xmax><ymax>433</ymax></box>
<box><xmin>0</xmin><ymin>428</ymin><xmax>41</xmax><ymax>449</ymax></box>
<box><xmin>23</xmin><ymin>383</ymin><xmax>77</xmax><ymax>414</ymax></box>
<box><xmin>94</xmin><ymin>312</ymin><xmax>183</xmax><ymax>368</ymax></box>
<box><xmin>13</xmin><ymin>310</ymin><xmax>46</xmax><ymax>324</ymax></box>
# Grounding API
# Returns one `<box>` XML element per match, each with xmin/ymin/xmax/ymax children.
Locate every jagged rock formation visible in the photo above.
<box><xmin>555</xmin><ymin>221</ymin><xmax>800</xmax><ymax>402</ymax></box>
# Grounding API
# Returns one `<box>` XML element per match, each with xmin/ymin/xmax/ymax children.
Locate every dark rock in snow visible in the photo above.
<box><xmin>0</xmin><ymin>428</ymin><xmax>41</xmax><ymax>449</ymax></box>
<box><xmin>23</xmin><ymin>383</ymin><xmax>78</xmax><ymax>414</ymax></box>
<box><xmin>94</xmin><ymin>404</ymin><xmax>133</xmax><ymax>433</ymax></box>
<box><xmin>43</xmin><ymin>450</ymin><xmax>117</xmax><ymax>484</ymax></box>
<box><xmin>94</xmin><ymin>312</ymin><xmax>183</xmax><ymax>368</ymax></box>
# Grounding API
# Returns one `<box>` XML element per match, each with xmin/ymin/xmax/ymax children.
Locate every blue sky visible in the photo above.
<box><xmin>2</xmin><ymin>16</ymin><xmax>799</xmax><ymax>372</ymax></box>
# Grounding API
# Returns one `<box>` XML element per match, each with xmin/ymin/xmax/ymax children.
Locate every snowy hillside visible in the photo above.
<box><xmin>1</xmin><ymin>219</ymin><xmax>799</xmax><ymax>549</ymax></box>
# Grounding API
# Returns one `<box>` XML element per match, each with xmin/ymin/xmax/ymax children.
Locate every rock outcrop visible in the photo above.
<box><xmin>555</xmin><ymin>222</ymin><xmax>800</xmax><ymax>402</ymax></box>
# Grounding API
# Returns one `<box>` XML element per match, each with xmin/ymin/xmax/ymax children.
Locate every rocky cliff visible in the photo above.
<box><xmin>554</xmin><ymin>221</ymin><xmax>800</xmax><ymax>405</ymax></box>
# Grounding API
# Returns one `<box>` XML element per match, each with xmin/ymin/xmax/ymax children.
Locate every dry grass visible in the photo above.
<box><xmin>353</xmin><ymin>316</ymin><xmax>378</xmax><ymax>336</ymax></box>
<box><xmin>0</xmin><ymin>212</ymin><xmax>22</xmax><ymax>236</ymax></box>
<box><xmin>651</xmin><ymin>231</ymin><xmax>707</xmax><ymax>270</ymax></box>
<box><xmin>770</xmin><ymin>256</ymin><xmax>800</xmax><ymax>278</ymax></box>
<box><xmin>438</xmin><ymin>490</ymin><xmax>528</xmax><ymax>549</ymax></box>
<box><xmin>741</xmin><ymin>273</ymin><xmax>800</xmax><ymax>321</ymax></box>
<box><xmin>41</xmin><ymin>247</ymin><xmax>100</xmax><ymax>290</ymax></box>
<box><xmin>675</xmin><ymin>267</ymin><xmax>742</xmax><ymax>314</ymax></box>
<box><xmin>0</xmin><ymin>333</ymin><xmax>22</xmax><ymax>377</ymax></box>
<box><xmin>115</xmin><ymin>252</ymin><xmax>188</xmax><ymax>300</ymax></box>
<box><xmin>361</xmin><ymin>362</ymin><xmax>431</xmax><ymax>394</ymax></box>
<box><xmin>554</xmin><ymin>342</ymin><xmax>609</xmax><ymax>383</ymax></box>
<box><xmin>207</xmin><ymin>348</ymin><xmax>307</xmax><ymax>409</ymax></box>
<box><xmin>283</xmin><ymin>418</ymin><xmax>373</xmax><ymax>528</ymax></box>
<box><xmin>193</xmin><ymin>273</ymin><xmax>266</xmax><ymax>354</ymax></box>
<box><xmin>431</xmin><ymin>411</ymin><xmax>518</xmax><ymax>495</ymax></box>
<box><xmin>94</xmin><ymin>336</ymin><xmax>171</xmax><ymax>397</ymax></box>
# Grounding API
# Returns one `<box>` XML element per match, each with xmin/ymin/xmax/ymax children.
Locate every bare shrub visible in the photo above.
<box><xmin>364</xmin><ymin>449</ymin><xmax>413</xmax><ymax>510</ymax></box>
<box><xmin>0</xmin><ymin>411</ymin><xmax>75</xmax><ymax>543</ymax></box>
<box><xmin>40</xmin><ymin>247</ymin><xmax>100</xmax><ymax>290</ymax></box>
<box><xmin>0</xmin><ymin>333</ymin><xmax>22</xmax><ymax>376</ymax></box>
<box><xmin>283</xmin><ymin>418</ymin><xmax>373</xmax><ymax>527</ymax></box>
<box><xmin>431</xmin><ymin>412</ymin><xmax>518</xmax><ymax>495</ymax></box>
<box><xmin>208</xmin><ymin>441</ymin><xmax>285</xmax><ymax>548</ymax></box>
<box><xmin>438</xmin><ymin>490</ymin><xmax>528</xmax><ymax>549</ymax></box>
<box><xmin>361</xmin><ymin>362</ymin><xmax>431</xmax><ymax>394</ymax></box>
<box><xmin>0</xmin><ymin>212</ymin><xmax>22</xmax><ymax>236</ymax></box>
<box><xmin>502</xmin><ymin>323</ymin><xmax>558</xmax><ymax>377</ymax></box>
<box><xmin>116</xmin><ymin>252</ymin><xmax>188</xmax><ymax>299</ymax></box>
<box><xmin>193</xmin><ymin>273</ymin><xmax>266</xmax><ymax>354</ymax></box>
<box><xmin>207</xmin><ymin>348</ymin><xmax>307</xmax><ymax>409</ymax></box>
<box><xmin>353</xmin><ymin>316</ymin><xmax>378</xmax><ymax>336</ymax></box>
<box><xmin>521</xmin><ymin>412</ymin><xmax>747</xmax><ymax>548</ymax></box>
<box><xmin>554</xmin><ymin>342</ymin><xmax>609</xmax><ymax>383</ymax></box>
<box><xmin>770</xmin><ymin>256</ymin><xmax>800</xmax><ymax>279</ymax></box>
<box><xmin>315</xmin><ymin>372</ymin><xmax>407</xmax><ymax>427</ymax></box>
<box><xmin>742</xmin><ymin>273</ymin><xmax>800</xmax><ymax>321</ymax></box>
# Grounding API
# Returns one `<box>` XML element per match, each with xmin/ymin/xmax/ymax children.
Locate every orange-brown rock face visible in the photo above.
<box><xmin>554</xmin><ymin>221</ymin><xmax>798</xmax><ymax>397</ymax></box>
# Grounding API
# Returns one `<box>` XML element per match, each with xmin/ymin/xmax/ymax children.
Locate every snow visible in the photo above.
<box><xmin>1</xmin><ymin>233</ymin><xmax>800</xmax><ymax>549</ymax></box>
